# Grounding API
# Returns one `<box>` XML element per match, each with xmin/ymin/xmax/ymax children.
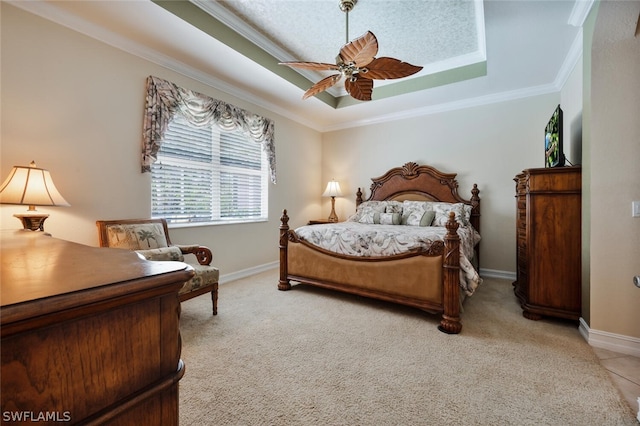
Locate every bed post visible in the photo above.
<box><xmin>438</xmin><ymin>212</ymin><xmax>462</xmax><ymax>334</ymax></box>
<box><xmin>278</xmin><ymin>209</ymin><xmax>292</xmax><ymax>291</ymax></box>
<box><xmin>470</xmin><ymin>184</ymin><xmax>481</xmax><ymax>268</ymax></box>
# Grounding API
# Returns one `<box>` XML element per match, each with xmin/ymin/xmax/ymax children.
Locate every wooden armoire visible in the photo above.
<box><xmin>513</xmin><ymin>166</ymin><xmax>582</xmax><ymax>321</ymax></box>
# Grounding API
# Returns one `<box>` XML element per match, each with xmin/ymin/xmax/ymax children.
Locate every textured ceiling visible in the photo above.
<box><xmin>194</xmin><ymin>0</ymin><xmax>486</xmax><ymax>98</ymax></box>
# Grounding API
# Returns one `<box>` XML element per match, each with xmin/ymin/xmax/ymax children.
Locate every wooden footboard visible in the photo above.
<box><xmin>278</xmin><ymin>210</ymin><xmax>462</xmax><ymax>334</ymax></box>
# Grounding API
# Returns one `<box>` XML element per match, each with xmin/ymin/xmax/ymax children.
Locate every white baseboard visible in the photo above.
<box><xmin>219</xmin><ymin>261</ymin><xmax>278</xmax><ymax>285</ymax></box>
<box><xmin>579</xmin><ymin>318</ymin><xmax>640</xmax><ymax>358</ymax></box>
<box><xmin>480</xmin><ymin>268</ymin><xmax>516</xmax><ymax>281</ymax></box>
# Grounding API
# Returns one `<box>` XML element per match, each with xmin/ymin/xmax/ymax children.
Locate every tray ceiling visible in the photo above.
<box><xmin>192</xmin><ymin>0</ymin><xmax>487</xmax><ymax>100</ymax></box>
<box><xmin>6</xmin><ymin>0</ymin><xmax>587</xmax><ymax>131</ymax></box>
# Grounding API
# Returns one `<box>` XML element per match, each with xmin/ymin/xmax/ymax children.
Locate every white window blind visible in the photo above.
<box><xmin>151</xmin><ymin>115</ymin><xmax>268</xmax><ymax>225</ymax></box>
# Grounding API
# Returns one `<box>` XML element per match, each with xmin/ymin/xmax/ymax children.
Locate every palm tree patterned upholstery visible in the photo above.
<box><xmin>96</xmin><ymin>218</ymin><xmax>218</xmax><ymax>314</ymax></box>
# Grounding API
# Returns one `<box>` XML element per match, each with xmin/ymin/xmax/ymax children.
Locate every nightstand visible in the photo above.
<box><xmin>307</xmin><ymin>219</ymin><xmax>332</xmax><ymax>225</ymax></box>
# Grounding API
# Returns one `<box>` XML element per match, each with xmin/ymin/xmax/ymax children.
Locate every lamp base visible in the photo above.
<box><xmin>14</xmin><ymin>213</ymin><xmax>50</xmax><ymax>231</ymax></box>
<box><xmin>327</xmin><ymin>196</ymin><xmax>339</xmax><ymax>223</ymax></box>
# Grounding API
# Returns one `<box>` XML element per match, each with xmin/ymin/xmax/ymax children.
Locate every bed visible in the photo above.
<box><xmin>278</xmin><ymin>162</ymin><xmax>481</xmax><ymax>334</ymax></box>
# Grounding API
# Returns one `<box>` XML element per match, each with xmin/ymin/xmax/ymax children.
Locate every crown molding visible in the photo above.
<box><xmin>554</xmin><ymin>29</ymin><xmax>584</xmax><ymax>90</ymax></box>
<box><xmin>568</xmin><ymin>0</ymin><xmax>595</xmax><ymax>27</ymax></box>
<box><xmin>322</xmin><ymin>81</ymin><xmax>560</xmax><ymax>132</ymax></box>
<box><xmin>6</xmin><ymin>0</ymin><xmax>323</xmax><ymax>131</ymax></box>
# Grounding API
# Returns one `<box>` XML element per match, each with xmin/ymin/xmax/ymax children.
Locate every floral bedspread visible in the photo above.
<box><xmin>294</xmin><ymin>222</ymin><xmax>482</xmax><ymax>295</ymax></box>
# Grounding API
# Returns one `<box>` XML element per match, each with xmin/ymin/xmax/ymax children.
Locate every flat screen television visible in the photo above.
<box><xmin>545</xmin><ymin>104</ymin><xmax>565</xmax><ymax>167</ymax></box>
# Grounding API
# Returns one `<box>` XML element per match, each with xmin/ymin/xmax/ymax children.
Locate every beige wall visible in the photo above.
<box><xmin>561</xmin><ymin>54</ymin><xmax>584</xmax><ymax>167</ymax></box>
<box><xmin>581</xmin><ymin>2</ymin><xmax>598</xmax><ymax>329</ymax></box>
<box><xmin>321</xmin><ymin>94</ymin><xmax>560</xmax><ymax>274</ymax></box>
<box><xmin>589</xmin><ymin>1</ymin><xmax>640</xmax><ymax>339</ymax></box>
<box><xmin>0</xmin><ymin>4</ymin><xmax>322</xmax><ymax>277</ymax></box>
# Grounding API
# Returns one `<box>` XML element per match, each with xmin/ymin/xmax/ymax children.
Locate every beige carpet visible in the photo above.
<box><xmin>178</xmin><ymin>270</ymin><xmax>636</xmax><ymax>425</ymax></box>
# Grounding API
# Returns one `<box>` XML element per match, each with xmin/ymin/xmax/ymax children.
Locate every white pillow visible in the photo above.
<box><xmin>353</xmin><ymin>201</ymin><xmax>387</xmax><ymax>223</ymax></box>
<box><xmin>431</xmin><ymin>202</ymin><xmax>472</xmax><ymax>226</ymax></box>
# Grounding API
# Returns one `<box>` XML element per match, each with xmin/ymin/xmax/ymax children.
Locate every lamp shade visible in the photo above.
<box><xmin>0</xmin><ymin>162</ymin><xmax>70</xmax><ymax>207</ymax></box>
<box><xmin>322</xmin><ymin>180</ymin><xmax>343</xmax><ymax>198</ymax></box>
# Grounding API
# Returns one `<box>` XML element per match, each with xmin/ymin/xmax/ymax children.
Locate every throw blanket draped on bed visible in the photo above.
<box><xmin>294</xmin><ymin>222</ymin><xmax>482</xmax><ymax>296</ymax></box>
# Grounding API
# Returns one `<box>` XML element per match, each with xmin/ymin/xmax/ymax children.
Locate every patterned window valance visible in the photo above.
<box><xmin>142</xmin><ymin>75</ymin><xmax>276</xmax><ymax>183</ymax></box>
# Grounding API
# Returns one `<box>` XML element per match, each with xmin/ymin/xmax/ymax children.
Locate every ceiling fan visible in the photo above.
<box><xmin>279</xmin><ymin>0</ymin><xmax>423</xmax><ymax>102</ymax></box>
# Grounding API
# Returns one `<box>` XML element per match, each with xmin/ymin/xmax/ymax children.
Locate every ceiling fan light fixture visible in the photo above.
<box><xmin>279</xmin><ymin>0</ymin><xmax>422</xmax><ymax>102</ymax></box>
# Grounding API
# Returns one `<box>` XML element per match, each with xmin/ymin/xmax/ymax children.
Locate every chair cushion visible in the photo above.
<box><xmin>180</xmin><ymin>264</ymin><xmax>220</xmax><ymax>294</ymax></box>
<box><xmin>104</xmin><ymin>223</ymin><xmax>169</xmax><ymax>250</ymax></box>
<box><xmin>136</xmin><ymin>246</ymin><xmax>185</xmax><ymax>262</ymax></box>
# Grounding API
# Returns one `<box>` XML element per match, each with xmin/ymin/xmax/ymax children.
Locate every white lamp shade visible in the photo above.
<box><xmin>322</xmin><ymin>180</ymin><xmax>343</xmax><ymax>198</ymax></box>
<box><xmin>0</xmin><ymin>164</ymin><xmax>70</xmax><ymax>207</ymax></box>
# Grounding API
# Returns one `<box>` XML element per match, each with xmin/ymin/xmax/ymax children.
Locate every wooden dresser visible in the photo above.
<box><xmin>513</xmin><ymin>167</ymin><xmax>582</xmax><ymax>321</ymax></box>
<box><xmin>1</xmin><ymin>230</ymin><xmax>194</xmax><ymax>425</ymax></box>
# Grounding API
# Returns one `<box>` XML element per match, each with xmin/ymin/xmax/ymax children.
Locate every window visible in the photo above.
<box><xmin>151</xmin><ymin>115</ymin><xmax>268</xmax><ymax>225</ymax></box>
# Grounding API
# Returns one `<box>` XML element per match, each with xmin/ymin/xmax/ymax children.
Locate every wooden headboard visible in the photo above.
<box><xmin>355</xmin><ymin>162</ymin><xmax>481</xmax><ymax>233</ymax></box>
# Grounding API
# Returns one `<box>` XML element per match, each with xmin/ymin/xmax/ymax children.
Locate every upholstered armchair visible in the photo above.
<box><xmin>96</xmin><ymin>218</ymin><xmax>219</xmax><ymax>314</ymax></box>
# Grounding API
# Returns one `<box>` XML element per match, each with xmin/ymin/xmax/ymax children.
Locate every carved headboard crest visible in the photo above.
<box><xmin>401</xmin><ymin>162</ymin><xmax>421</xmax><ymax>178</ymax></box>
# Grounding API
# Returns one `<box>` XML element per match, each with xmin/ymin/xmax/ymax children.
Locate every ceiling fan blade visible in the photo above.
<box><xmin>344</xmin><ymin>76</ymin><xmax>373</xmax><ymax>101</ymax></box>
<box><xmin>359</xmin><ymin>57</ymin><xmax>423</xmax><ymax>80</ymax></box>
<box><xmin>279</xmin><ymin>61</ymin><xmax>340</xmax><ymax>71</ymax></box>
<box><xmin>339</xmin><ymin>31</ymin><xmax>378</xmax><ymax>68</ymax></box>
<box><xmin>302</xmin><ymin>74</ymin><xmax>342</xmax><ymax>99</ymax></box>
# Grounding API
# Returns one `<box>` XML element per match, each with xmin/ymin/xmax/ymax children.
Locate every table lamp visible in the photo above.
<box><xmin>0</xmin><ymin>161</ymin><xmax>70</xmax><ymax>231</ymax></box>
<box><xmin>322</xmin><ymin>180</ymin><xmax>342</xmax><ymax>222</ymax></box>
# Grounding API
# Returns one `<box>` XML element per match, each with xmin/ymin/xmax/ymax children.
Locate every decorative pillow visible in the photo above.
<box><xmin>384</xmin><ymin>201</ymin><xmax>403</xmax><ymax>214</ymax></box>
<box><xmin>374</xmin><ymin>212</ymin><xmax>401</xmax><ymax>225</ymax></box>
<box><xmin>353</xmin><ymin>201</ymin><xmax>387</xmax><ymax>223</ymax></box>
<box><xmin>403</xmin><ymin>210</ymin><xmax>422</xmax><ymax>226</ymax></box>
<box><xmin>105</xmin><ymin>223</ymin><xmax>169</xmax><ymax>249</ymax></box>
<box><xmin>136</xmin><ymin>246</ymin><xmax>184</xmax><ymax>262</ymax></box>
<box><xmin>401</xmin><ymin>201</ymin><xmax>431</xmax><ymax>225</ymax></box>
<box><xmin>420</xmin><ymin>210</ymin><xmax>436</xmax><ymax>227</ymax></box>
<box><xmin>358</xmin><ymin>211</ymin><xmax>377</xmax><ymax>224</ymax></box>
<box><xmin>432</xmin><ymin>202</ymin><xmax>473</xmax><ymax>227</ymax></box>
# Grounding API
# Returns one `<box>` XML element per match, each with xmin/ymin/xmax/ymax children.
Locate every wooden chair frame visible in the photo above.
<box><xmin>96</xmin><ymin>218</ymin><xmax>218</xmax><ymax>314</ymax></box>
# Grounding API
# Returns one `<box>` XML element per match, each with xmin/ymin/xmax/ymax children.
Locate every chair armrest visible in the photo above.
<box><xmin>175</xmin><ymin>245</ymin><xmax>213</xmax><ymax>266</ymax></box>
<box><xmin>136</xmin><ymin>246</ymin><xmax>184</xmax><ymax>262</ymax></box>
